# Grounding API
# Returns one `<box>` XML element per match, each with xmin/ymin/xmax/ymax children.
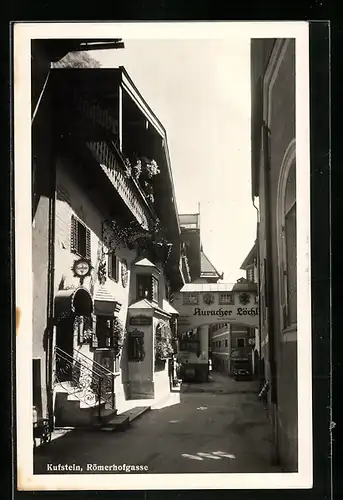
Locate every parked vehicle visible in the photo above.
<box><xmin>233</xmin><ymin>369</ymin><xmax>252</xmax><ymax>381</ymax></box>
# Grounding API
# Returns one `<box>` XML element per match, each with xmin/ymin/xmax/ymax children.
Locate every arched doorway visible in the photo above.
<box><xmin>54</xmin><ymin>287</ymin><xmax>93</xmax><ymax>359</ymax></box>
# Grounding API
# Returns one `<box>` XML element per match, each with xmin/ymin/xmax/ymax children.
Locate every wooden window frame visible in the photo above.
<box><xmin>108</xmin><ymin>252</ymin><xmax>120</xmax><ymax>282</ymax></box>
<box><xmin>136</xmin><ymin>274</ymin><xmax>153</xmax><ymax>301</ymax></box>
<box><xmin>152</xmin><ymin>275</ymin><xmax>159</xmax><ymax>303</ymax></box>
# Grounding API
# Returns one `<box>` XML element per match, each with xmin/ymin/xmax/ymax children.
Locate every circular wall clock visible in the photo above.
<box><xmin>121</xmin><ymin>259</ymin><xmax>128</xmax><ymax>288</ymax></box>
<box><xmin>72</xmin><ymin>258</ymin><xmax>92</xmax><ymax>278</ymax></box>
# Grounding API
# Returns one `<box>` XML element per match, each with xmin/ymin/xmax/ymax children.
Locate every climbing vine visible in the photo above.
<box><xmin>155</xmin><ymin>321</ymin><xmax>174</xmax><ymax>361</ymax></box>
<box><xmin>111</xmin><ymin>316</ymin><xmax>126</xmax><ymax>357</ymax></box>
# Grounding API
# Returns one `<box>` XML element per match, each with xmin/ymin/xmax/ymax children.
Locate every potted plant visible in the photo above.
<box><xmin>155</xmin><ymin>321</ymin><xmax>174</xmax><ymax>368</ymax></box>
<box><xmin>111</xmin><ymin>317</ymin><xmax>125</xmax><ymax>358</ymax></box>
<box><xmin>145</xmin><ymin>159</ymin><xmax>160</xmax><ymax>178</ymax></box>
<box><xmin>133</xmin><ymin>159</ymin><xmax>142</xmax><ymax>180</ymax></box>
<box><xmin>124</xmin><ymin>158</ymin><xmax>132</xmax><ymax>178</ymax></box>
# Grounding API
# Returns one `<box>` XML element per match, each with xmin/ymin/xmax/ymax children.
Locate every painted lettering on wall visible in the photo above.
<box><xmin>237</xmin><ymin>307</ymin><xmax>259</xmax><ymax>316</ymax></box>
<box><xmin>193</xmin><ymin>307</ymin><xmax>259</xmax><ymax>317</ymax></box>
<box><xmin>193</xmin><ymin>308</ymin><xmax>233</xmax><ymax>317</ymax></box>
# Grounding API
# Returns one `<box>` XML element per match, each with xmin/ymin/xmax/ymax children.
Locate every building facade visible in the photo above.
<box><xmin>251</xmin><ymin>38</ymin><xmax>297</xmax><ymax>471</ymax></box>
<box><xmin>240</xmin><ymin>243</ymin><xmax>260</xmax><ymax>377</ymax></box>
<box><xmin>32</xmin><ymin>45</ymin><xmax>185</xmax><ymax>428</ymax></box>
<box><xmin>176</xmin><ymin>213</ymin><xmax>222</xmax><ymax>382</ymax></box>
<box><xmin>210</xmin><ymin>323</ymin><xmax>230</xmax><ymax>373</ymax></box>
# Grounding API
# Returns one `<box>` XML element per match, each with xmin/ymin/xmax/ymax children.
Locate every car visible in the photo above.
<box><xmin>233</xmin><ymin>369</ymin><xmax>252</xmax><ymax>381</ymax></box>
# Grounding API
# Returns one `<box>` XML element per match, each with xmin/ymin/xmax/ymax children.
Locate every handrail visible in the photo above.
<box><xmin>55</xmin><ymin>346</ymin><xmax>117</xmax><ymax>379</ymax></box>
<box><xmin>72</xmin><ymin>347</ymin><xmax>115</xmax><ymax>377</ymax></box>
<box><xmin>55</xmin><ymin>348</ymin><xmax>105</xmax><ymax>379</ymax></box>
<box><xmin>54</xmin><ymin>346</ymin><xmax>115</xmax><ymax>411</ymax></box>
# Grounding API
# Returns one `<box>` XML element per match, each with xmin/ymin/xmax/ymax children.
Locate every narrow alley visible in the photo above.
<box><xmin>34</xmin><ymin>372</ymin><xmax>280</xmax><ymax>474</ymax></box>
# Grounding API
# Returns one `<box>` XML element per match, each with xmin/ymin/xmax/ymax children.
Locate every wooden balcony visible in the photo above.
<box><xmin>86</xmin><ymin>140</ymin><xmax>157</xmax><ymax>231</ymax></box>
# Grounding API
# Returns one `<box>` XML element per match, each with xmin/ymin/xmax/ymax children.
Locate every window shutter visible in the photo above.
<box><xmin>85</xmin><ymin>228</ymin><xmax>91</xmax><ymax>259</ymax></box>
<box><xmin>70</xmin><ymin>215</ymin><xmax>77</xmax><ymax>253</ymax></box>
<box><xmin>108</xmin><ymin>253</ymin><xmax>112</xmax><ymax>278</ymax></box>
<box><xmin>116</xmin><ymin>256</ymin><xmax>120</xmax><ymax>282</ymax></box>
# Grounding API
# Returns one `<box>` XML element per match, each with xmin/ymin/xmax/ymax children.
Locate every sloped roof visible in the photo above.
<box><xmin>128</xmin><ymin>299</ymin><xmax>154</xmax><ymax>310</ymax></box>
<box><xmin>128</xmin><ymin>298</ymin><xmax>177</xmax><ymax>317</ymax></box>
<box><xmin>240</xmin><ymin>244</ymin><xmax>257</xmax><ymax>269</ymax></box>
<box><xmin>134</xmin><ymin>257</ymin><xmax>160</xmax><ymax>272</ymax></box>
<box><xmin>200</xmin><ymin>251</ymin><xmax>221</xmax><ymax>278</ymax></box>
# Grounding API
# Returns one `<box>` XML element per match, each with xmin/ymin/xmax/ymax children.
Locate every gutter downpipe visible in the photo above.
<box><xmin>252</xmin><ymin>199</ymin><xmax>262</xmax><ymax>388</ymax></box>
<box><xmin>263</xmin><ymin>119</ymin><xmax>280</xmax><ymax>465</ymax></box>
<box><xmin>45</xmin><ymin>76</ymin><xmax>56</xmax><ymax>431</ymax></box>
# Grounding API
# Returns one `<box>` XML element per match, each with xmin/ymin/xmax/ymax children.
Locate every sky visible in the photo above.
<box><xmin>89</xmin><ymin>38</ymin><xmax>256</xmax><ymax>284</ymax></box>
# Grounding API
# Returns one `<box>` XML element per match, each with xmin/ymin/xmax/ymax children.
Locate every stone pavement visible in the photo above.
<box><xmin>34</xmin><ymin>372</ymin><xmax>281</xmax><ymax>474</ymax></box>
<box><xmin>182</xmin><ymin>371</ymin><xmax>260</xmax><ymax>394</ymax></box>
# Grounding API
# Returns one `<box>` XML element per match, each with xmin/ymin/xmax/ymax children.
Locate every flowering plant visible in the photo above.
<box><xmin>146</xmin><ymin>160</ymin><xmax>160</xmax><ymax>178</ymax></box>
<box><xmin>155</xmin><ymin>321</ymin><xmax>174</xmax><ymax>360</ymax></box>
<box><xmin>133</xmin><ymin>160</ymin><xmax>142</xmax><ymax>180</ymax></box>
<box><xmin>111</xmin><ymin>317</ymin><xmax>126</xmax><ymax>357</ymax></box>
<box><xmin>124</xmin><ymin>159</ymin><xmax>132</xmax><ymax>178</ymax></box>
<box><xmin>83</xmin><ymin>328</ymin><xmax>93</xmax><ymax>342</ymax></box>
<box><xmin>155</xmin><ymin>337</ymin><xmax>174</xmax><ymax>360</ymax></box>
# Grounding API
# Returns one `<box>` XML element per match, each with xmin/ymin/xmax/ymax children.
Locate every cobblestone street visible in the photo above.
<box><xmin>34</xmin><ymin>372</ymin><xmax>281</xmax><ymax>474</ymax></box>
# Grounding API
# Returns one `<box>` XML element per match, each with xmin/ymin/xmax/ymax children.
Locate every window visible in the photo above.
<box><xmin>180</xmin><ymin>340</ymin><xmax>199</xmax><ymax>352</ymax></box>
<box><xmin>71</xmin><ymin>215</ymin><xmax>91</xmax><ymax>259</ymax></box>
<box><xmin>225</xmin><ymin>339</ymin><xmax>228</xmax><ymax>348</ymax></box>
<box><xmin>108</xmin><ymin>253</ymin><xmax>119</xmax><ymax>282</ymax></box>
<box><xmin>237</xmin><ymin>338</ymin><xmax>245</xmax><ymax>348</ymax></box>
<box><xmin>95</xmin><ymin>316</ymin><xmax>113</xmax><ymax>349</ymax></box>
<box><xmin>277</xmin><ymin>141</ymin><xmax>297</xmax><ymax>330</ymax></box>
<box><xmin>137</xmin><ymin>274</ymin><xmax>152</xmax><ymax>300</ymax></box>
<box><xmin>219</xmin><ymin>293</ymin><xmax>234</xmax><ymax>305</ymax></box>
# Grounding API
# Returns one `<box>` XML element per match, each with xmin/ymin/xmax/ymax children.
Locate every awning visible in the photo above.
<box><xmin>93</xmin><ymin>285</ymin><xmax>122</xmax><ymax>316</ymax></box>
<box><xmin>54</xmin><ymin>287</ymin><xmax>93</xmax><ymax>322</ymax></box>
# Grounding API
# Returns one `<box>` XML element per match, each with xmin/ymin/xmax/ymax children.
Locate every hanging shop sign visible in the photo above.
<box><xmin>129</xmin><ymin>315</ymin><xmax>152</xmax><ymax>326</ymax></box>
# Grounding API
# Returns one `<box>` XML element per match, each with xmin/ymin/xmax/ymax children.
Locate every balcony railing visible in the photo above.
<box><xmin>86</xmin><ymin>140</ymin><xmax>157</xmax><ymax>231</ymax></box>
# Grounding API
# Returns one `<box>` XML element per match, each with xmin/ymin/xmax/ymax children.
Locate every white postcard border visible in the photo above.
<box><xmin>14</xmin><ymin>21</ymin><xmax>312</xmax><ymax>490</ymax></box>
